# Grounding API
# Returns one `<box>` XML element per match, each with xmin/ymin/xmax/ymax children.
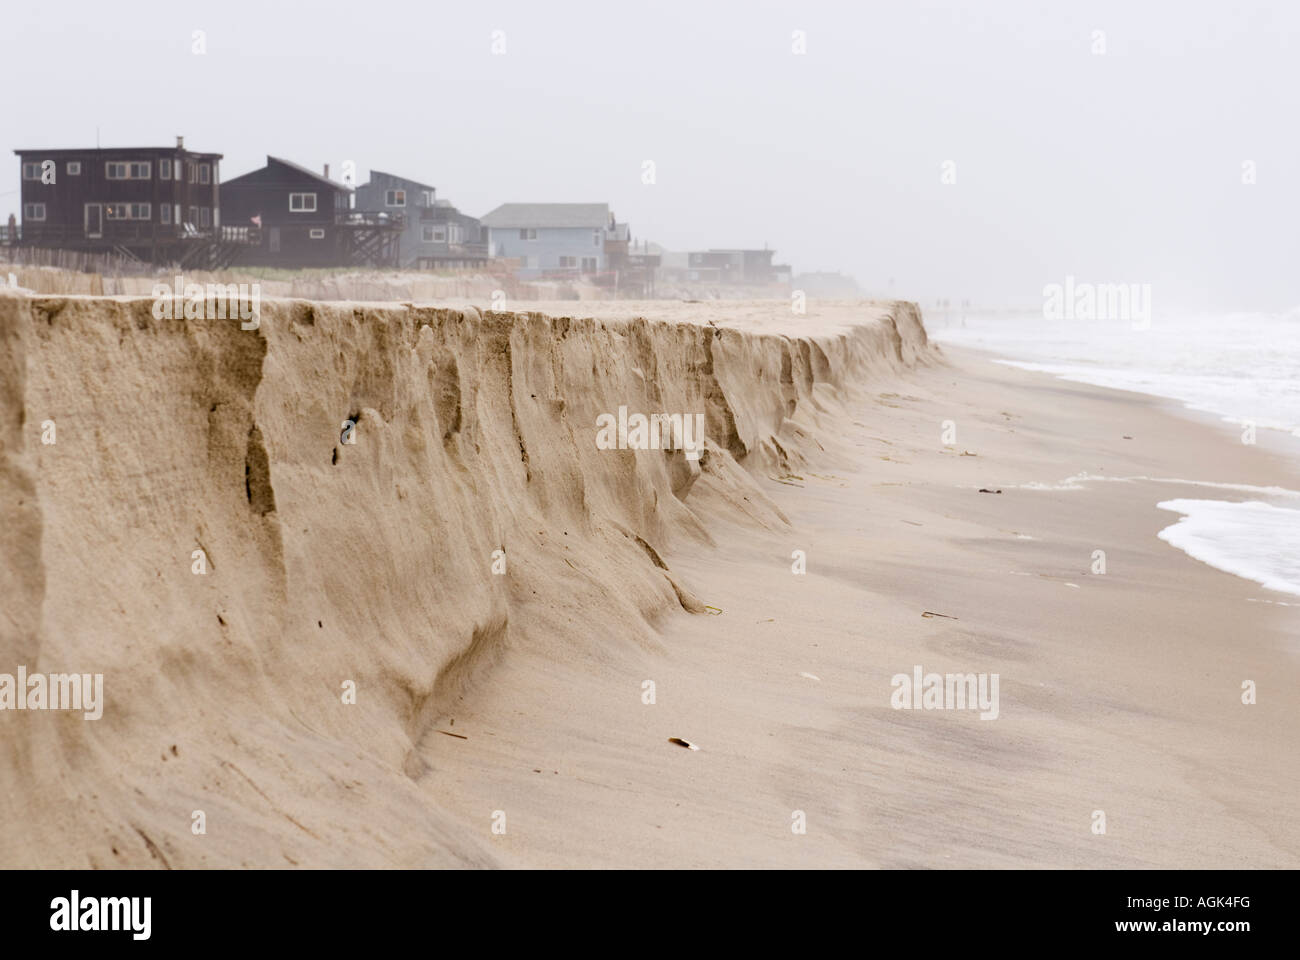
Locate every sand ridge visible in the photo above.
<box><xmin>0</xmin><ymin>293</ymin><xmax>933</xmax><ymax>868</ymax></box>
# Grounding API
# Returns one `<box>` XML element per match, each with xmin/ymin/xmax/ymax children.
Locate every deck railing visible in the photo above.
<box><xmin>2</xmin><ymin>222</ymin><xmax>260</xmax><ymax>247</ymax></box>
<box><xmin>338</xmin><ymin>211</ymin><xmax>406</xmax><ymax>228</ymax></box>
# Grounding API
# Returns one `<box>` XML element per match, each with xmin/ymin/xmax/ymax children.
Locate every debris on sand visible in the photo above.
<box><xmin>667</xmin><ymin>738</ymin><xmax>700</xmax><ymax>751</ymax></box>
<box><xmin>921</xmin><ymin>611</ymin><xmax>959</xmax><ymax>620</ymax></box>
<box><xmin>978</xmin><ymin>488</ymin><xmax>1002</xmax><ymax>494</ymax></box>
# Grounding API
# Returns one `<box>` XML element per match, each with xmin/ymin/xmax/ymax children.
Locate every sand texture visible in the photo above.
<box><xmin>1</xmin><ymin>293</ymin><xmax>1295</xmax><ymax>868</ymax></box>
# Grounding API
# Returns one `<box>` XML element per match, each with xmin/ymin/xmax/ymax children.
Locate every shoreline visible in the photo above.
<box><xmin>953</xmin><ymin>344</ymin><xmax>1300</xmax><ymax>603</ymax></box>
<box><xmin>422</xmin><ymin>341</ymin><xmax>1300</xmax><ymax>868</ymax></box>
<box><xmin>980</xmin><ymin>353</ymin><xmax>1300</xmax><ymax>468</ymax></box>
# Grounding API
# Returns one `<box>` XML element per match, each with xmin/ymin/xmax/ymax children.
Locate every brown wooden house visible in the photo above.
<box><xmin>11</xmin><ymin>136</ymin><xmax>257</xmax><ymax>267</ymax></box>
<box><xmin>220</xmin><ymin>157</ymin><xmax>403</xmax><ymax>269</ymax></box>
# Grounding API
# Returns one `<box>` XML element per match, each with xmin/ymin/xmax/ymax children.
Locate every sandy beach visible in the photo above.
<box><xmin>420</xmin><ymin>339</ymin><xmax>1300</xmax><ymax>868</ymax></box>
<box><xmin>2</xmin><ymin>294</ymin><xmax>1296</xmax><ymax>869</ymax></box>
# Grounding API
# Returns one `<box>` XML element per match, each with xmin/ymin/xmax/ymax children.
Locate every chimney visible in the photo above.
<box><xmin>323</xmin><ymin>163</ymin><xmax>330</xmax><ymax>179</ymax></box>
<box><xmin>176</xmin><ymin>135</ymin><xmax>184</xmax><ymax>150</ymax></box>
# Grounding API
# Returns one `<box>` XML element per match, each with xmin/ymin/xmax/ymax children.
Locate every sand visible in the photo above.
<box><xmin>1</xmin><ymin>292</ymin><xmax>1296</xmax><ymax>868</ymax></box>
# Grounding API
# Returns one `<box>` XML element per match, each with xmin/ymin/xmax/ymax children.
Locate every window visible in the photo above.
<box><xmin>106</xmin><ymin>161</ymin><xmax>150</xmax><ymax>179</ymax></box>
<box><xmin>161</xmin><ymin>205</ymin><xmax>172</xmax><ymax>224</ymax></box>
<box><xmin>188</xmin><ymin>206</ymin><xmax>198</xmax><ymax>224</ymax></box>
<box><xmin>22</xmin><ymin>163</ymin><xmax>42</xmax><ymax>180</ymax></box>
<box><xmin>23</xmin><ymin>203</ymin><xmax>46</xmax><ymax>221</ymax></box>
<box><xmin>67</xmin><ymin>161</ymin><xmax>82</xmax><ymax>175</ymax></box>
<box><xmin>289</xmin><ymin>193</ymin><xmax>317</xmax><ymax>212</ymax></box>
<box><xmin>309</xmin><ymin>228</ymin><xmax>326</xmax><ymax>239</ymax></box>
<box><xmin>105</xmin><ymin>203</ymin><xmax>150</xmax><ymax>220</ymax></box>
<box><xmin>174</xmin><ymin>204</ymin><xmax>181</xmax><ymax>225</ymax></box>
<box><xmin>593</xmin><ymin>230</ymin><xmax>601</xmax><ymax>247</ymax></box>
<box><xmin>581</xmin><ymin>257</ymin><xmax>597</xmax><ymax>272</ymax></box>
<box><xmin>200</xmin><ymin>208</ymin><xmax>210</xmax><ymax>227</ymax></box>
<box><xmin>421</xmin><ymin>190</ymin><xmax>435</xmax><ymax>206</ymax></box>
<box><xmin>187</xmin><ymin>162</ymin><xmax>196</xmax><ymax>183</ymax></box>
<box><xmin>160</xmin><ymin>159</ymin><xmax>171</xmax><ymax>180</ymax></box>
<box><xmin>385</xmin><ymin>189</ymin><xmax>406</xmax><ymax>207</ymax></box>
<box><xmin>558</xmin><ymin>256</ymin><xmax>577</xmax><ymax>268</ymax></box>
<box><xmin>519</xmin><ymin>228</ymin><xmax>537</xmax><ymax>240</ymax></box>
<box><xmin>199</xmin><ymin>163</ymin><xmax>210</xmax><ymax>184</ymax></box>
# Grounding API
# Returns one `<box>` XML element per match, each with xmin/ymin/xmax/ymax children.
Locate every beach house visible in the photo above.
<box><xmin>354</xmin><ymin>170</ymin><xmax>487</xmax><ymax>270</ymax></box>
<box><xmin>10</xmin><ymin>136</ymin><xmax>258</xmax><ymax>267</ymax></box>
<box><xmin>221</xmin><ymin>156</ymin><xmax>402</xmax><ymax>269</ymax></box>
<box><xmin>480</xmin><ymin>202</ymin><xmax>615</xmax><ymax>276</ymax></box>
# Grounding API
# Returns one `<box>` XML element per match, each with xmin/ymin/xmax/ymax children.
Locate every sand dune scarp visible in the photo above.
<box><xmin>0</xmin><ymin>293</ymin><xmax>933</xmax><ymax>867</ymax></box>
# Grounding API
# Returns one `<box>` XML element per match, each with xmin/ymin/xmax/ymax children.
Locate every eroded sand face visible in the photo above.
<box><xmin>0</xmin><ymin>293</ymin><xmax>933</xmax><ymax>867</ymax></box>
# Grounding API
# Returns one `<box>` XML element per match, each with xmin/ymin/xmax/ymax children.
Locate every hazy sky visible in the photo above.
<box><xmin>7</xmin><ymin>0</ymin><xmax>1297</xmax><ymax>310</ymax></box>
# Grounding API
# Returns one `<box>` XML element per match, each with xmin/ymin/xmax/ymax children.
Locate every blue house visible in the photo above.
<box><xmin>480</xmin><ymin>203</ymin><xmax>616</xmax><ymax>276</ymax></box>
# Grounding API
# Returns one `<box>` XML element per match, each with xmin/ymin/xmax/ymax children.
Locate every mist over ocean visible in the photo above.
<box><xmin>932</xmin><ymin>309</ymin><xmax>1300</xmax><ymax>438</ymax></box>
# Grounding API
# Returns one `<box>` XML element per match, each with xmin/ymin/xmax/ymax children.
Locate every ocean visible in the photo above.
<box><xmin>931</xmin><ymin>309</ymin><xmax>1300</xmax><ymax>598</ymax></box>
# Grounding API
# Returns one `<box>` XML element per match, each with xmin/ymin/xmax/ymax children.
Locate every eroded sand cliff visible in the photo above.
<box><xmin>0</xmin><ymin>292</ymin><xmax>932</xmax><ymax>867</ymax></box>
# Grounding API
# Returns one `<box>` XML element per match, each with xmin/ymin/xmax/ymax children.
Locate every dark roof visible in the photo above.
<box><xmin>365</xmin><ymin>169</ymin><xmax>436</xmax><ymax>193</ymax></box>
<box><xmin>223</xmin><ymin>156</ymin><xmax>350</xmax><ymax>191</ymax></box>
<box><xmin>265</xmin><ymin>155</ymin><xmax>352</xmax><ymax>192</ymax></box>
<box><xmin>14</xmin><ymin>146</ymin><xmax>222</xmax><ymax>158</ymax></box>
<box><xmin>481</xmin><ymin>203</ymin><xmax>610</xmax><ymax>229</ymax></box>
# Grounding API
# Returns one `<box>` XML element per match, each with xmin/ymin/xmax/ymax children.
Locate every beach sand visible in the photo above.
<box><xmin>417</xmin><ymin>344</ymin><xmax>1300</xmax><ymax>868</ymax></box>
<box><xmin>2</xmin><ymin>294</ymin><xmax>1296</xmax><ymax>868</ymax></box>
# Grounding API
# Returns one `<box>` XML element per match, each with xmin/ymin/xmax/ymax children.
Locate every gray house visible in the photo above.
<box><xmin>480</xmin><ymin>203</ymin><xmax>613</xmax><ymax>276</ymax></box>
<box><xmin>354</xmin><ymin>169</ymin><xmax>486</xmax><ymax>269</ymax></box>
<box><xmin>686</xmin><ymin>249</ymin><xmax>779</xmax><ymax>284</ymax></box>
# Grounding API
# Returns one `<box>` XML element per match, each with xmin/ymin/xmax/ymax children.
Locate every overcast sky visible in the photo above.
<box><xmin>7</xmin><ymin>0</ymin><xmax>1297</xmax><ymax>310</ymax></box>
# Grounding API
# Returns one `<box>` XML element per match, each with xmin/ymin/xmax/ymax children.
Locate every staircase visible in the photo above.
<box><xmin>176</xmin><ymin>227</ymin><xmax>263</xmax><ymax>271</ymax></box>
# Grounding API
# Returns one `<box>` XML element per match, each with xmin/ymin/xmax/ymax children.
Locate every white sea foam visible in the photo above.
<box><xmin>932</xmin><ymin>310</ymin><xmax>1300</xmax><ymax>437</ymax></box>
<box><xmin>1018</xmin><ymin>476</ymin><xmax>1300</xmax><ymax>593</ymax></box>
<box><xmin>1021</xmin><ymin>474</ymin><xmax>1300</xmax><ymax>499</ymax></box>
<box><xmin>1156</xmin><ymin>499</ymin><xmax>1300</xmax><ymax>596</ymax></box>
<box><xmin>933</xmin><ymin>311</ymin><xmax>1300</xmax><ymax>595</ymax></box>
